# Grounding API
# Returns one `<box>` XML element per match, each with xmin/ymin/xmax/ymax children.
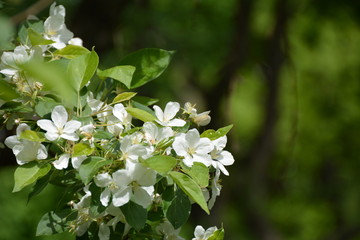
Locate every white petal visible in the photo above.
<box><xmin>217</xmin><ymin>150</ymin><xmax>235</xmax><ymax>166</ymax></box>
<box><xmin>37</xmin><ymin>144</ymin><xmax>48</xmax><ymax>160</ymax></box>
<box><xmin>45</xmin><ymin>132</ymin><xmax>60</xmax><ymax>141</ymax></box>
<box><xmin>185</xmin><ymin>129</ymin><xmax>200</xmax><ymax>147</ymax></box>
<box><xmin>113</xmin><ymin>104</ymin><xmax>127</xmax><ymax>122</ymax></box>
<box><xmin>98</xmin><ymin>222</ymin><xmax>110</xmax><ymax>240</ymax></box>
<box><xmin>196</xmin><ymin>138</ymin><xmax>213</xmax><ymax>154</ymax></box>
<box><xmin>71</xmin><ymin>155</ymin><xmax>87</xmax><ymax>170</ymax></box>
<box><xmin>4</xmin><ymin>135</ymin><xmax>20</xmax><ymax>149</ymax></box>
<box><xmin>95</xmin><ymin>173</ymin><xmax>113</xmax><ymax>188</ymax></box>
<box><xmin>112</xmin><ymin>187</ymin><xmax>131</xmax><ymax>207</ymax></box>
<box><xmin>132</xmin><ymin>187</ymin><xmax>152</xmax><ymax>208</ymax></box>
<box><xmin>193</xmin><ymin>153</ymin><xmax>212</xmax><ymax>167</ymax></box>
<box><xmin>182</xmin><ymin>156</ymin><xmax>194</xmax><ymax>167</ymax></box>
<box><xmin>216</xmin><ymin>162</ymin><xmax>229</xmax><ymax>176</ymax></box>
<box><xmin>53</xmin><ymin>153</ymin><xmax>70</xmax><ymax>169</ymax></box>
<box><xmin>163</xmin><ymin>102</ymin><xmax>180</xmax><ymax>121</ymax></box>
<box><xmin>212</xmin><ymin>136</ymin><xmax>227</xmax><ymax>151</ymax></box>
<box><xmin>113</xmin><ymin>170</ymin><xmax>132</xmax><ymax>187</ymax></box>
<box><xmin>63</xmin><ymin>120</ymin><xmax>81</xmax><ymax>133</ymax></box>
<box><xmin>172</xmin><ymin>134</ymin><xmax>188</xmax><ymax>156</ymax></box>
<box><xmin>60</xmin><ymin>132</ymin><xmax>79</xmax><ymax>141</ymax></box>
<box><xmin>16</xmin><ymin>123</ymin><xmax>31</xmax><ymax>137</ymax></box>
<box><xmin>194</xmin><ymin>225</ymin><xmax>205</xmax><ymax>238</ymax></box>
<box><xmin>37</xmin><ymin>119</ymin><xmax>57</xmax><ymax>133</ymax></box>
<box><xmin>167</xmin><ymin>118</ymin><xmax>186</xmax><ymax>127</ymax></box>
<box><xmin>134</xmin><ymin>166</ymin><xmax>157</xmax><ymax>186</ymax></box>
<box><xmin>51</xmin><ymin>105</ymin><xmax>68</xmax><ymax>128</ymax></box>
<box><xmin>100</xmin><ymin>188</ymin><xmax>111</xmax><ymax>207</ymax></box>
<box><xmin>153</xmin><ymin>105</ymin><xmax>164</xmax><ymax>122</ymax></box>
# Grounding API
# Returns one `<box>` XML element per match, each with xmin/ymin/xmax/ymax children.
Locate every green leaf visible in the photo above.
<box><xmin>120</xmin><ymin>201</ymin><xmax>147</xmax><ymax>231</ymax></box>
<box><xmin>200</xmin><ymin>124</ymin><xmax>233</xmax><ymax>140</ymax></box>
<box><xmin>142</xmin><ymin>155</ymin><xmax>177</xmax><ymax>174</ymax></box>
<box><xmin>28</xmin><ymin>28</ymin><xmax>54</xmax><ymax>45</ymax></box>
<box><xmin>0</xmin><ymin>16</ymin><xmax>14</xmax><ymax>50</ymax></box>
<box><xmin>0</xmin><ymin>101</ymin><xmax>32</xmax><ymax>113</ymax></box>
<box><xmin>119</xmin><ymin>48</ymin><xmax>174</xmax><ymax>89</ymax></box>
<box><xmin>54</xmin><ymin>45</ymin><xmax>90</xmax><ymax>59</ymax></box>
<box><xmin>94</xmin><ymin>130</ymin><xmax>113</xmax><ymax>140</ymax></box>
<box><xmin>166</xmin><ymin>188</ymin><xmax>191</xmax><ymax>229</ymax></box>
<box><xmin>181</xmin><ymin>162</ymin><xmax>209</xmax><ymax>188</ymax></box>
<box><xmin>13</xmin><ymin>162</ymin><xmax>51</xmax><ymax>192</ymax></box>
<box><xmin>35</xmin><ymin>98</ymin><xmax>60</xmax><ymax>117</ymax></box>
<box><xmin>36</xmin><ymin>210</ymin><xmax>74</xmax><ymax>236</ymax></box>
<box><xmin>97</xmin><ymin>66</ymin><xmax>136</xmax><ymax>89</ymax></box>
<box><xmin>112</xmin><ymin>92</ymin><xmax>137</xmax><ymax>103</ymax></box>
<box><xmin>19</xmin><ymin>130</ymin><xmax>45</xmax><ymax>142</ymax></box>
<box><xmin>20</xmin><ymin>59</ymin><xmax>77</xmax><ymax>108</ymax></box>
<box><xmin>208</xmin><ymin>228</ymin><xmax>225</xmax><ymax>240</ymax></box>
<box><xmin>126</xmin><ymin>107</ymin><xmax>155</xmax><ymax>122</ymax></box>
<box><xmin>169</xmin><ymin>171</ymin><xmax>209</xmax><ymax>214</ymax></box>
<box><xmin>27</xmin><ymin>171</ymin><xmax>51</xmax><ymax>203</ymax></box>
<box><xmin>79</xmin><ymin>157</ymin><xmax>112</xmax><ymax>184</ymax></box>
<box><xmin>68</xmin><ymin>50</ymin><xmax>99</xmax><ymax>92</ymax></box>
<box><xmin>132</xmin><ymin>96</ymin><xmax>158</xmax><ymax>106</ymax></box>
<box><xmin>73</xmin><ymin>143</ymin><xmax>94</xmax><ymax>157</ymax></box>
<box><xmin>0</xmin><ymin>80</ymin><xmax>19</xmax><ymax>100</ymax></box>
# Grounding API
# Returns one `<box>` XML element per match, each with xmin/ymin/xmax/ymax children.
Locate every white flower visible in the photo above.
<box><xmin>120</xmin><ymin>135</ymin><xmax>148</xmax><ymax>163</ymax></box>
<box><xmin>208</xmin><ymin>169</ymin><xmax>222</xmax><ymax>210</ymax></box>
<box><xmin>52</xmin><ymin>153</ymin><xmax>86</xmax><ymax>170</ymax></box>
<box><xmin>142</xmin><ymin>121</ymin><xmax>173</xmax><ymax>145</ymax></box>
<box><xmin>94</xmin><ymin>162</ymin><xmax>157</xmax><ymax>208</ymax></box>
<box><xmin>184</xmin><ymin>102</ymin><xmax>211</xmax><ymax>126</ymax></box>
<box><xmin>44</xmin><ymin>3</ymin><xmax>74</xmax><ymax>49</ymax></box>
<box><xmin>113</xmin><ymin>103</ymin><xmax>132</xmax><ymax>128</ymax></box>
<box><xmin>156</xmin><ymin>220</ymin><xmax>185</xmax><ymax>240</ymax></box>
<box><xmin>0</xmin><ymin>46</ymin><xmax>37</xmax><ymax>79</ymax></box>
<box><xmin>172</xmin><ymin>129</ymin><xmax>213</xmax><ymax>167</ymax></box>
<box><xmin>210</xmin><ymin>136</ymin><xmax>234</xmax><ymax>176</ymax></box>
<box><xmin>4</xmin><ymin>123</ymin><xmax>47</xmax><ymax>165</ymax></box>
<box><xmin>153</xmin><ymin>102</ymin><xmax>186</xmax><ymax>127</ymax></box>
<box><xmin>192</xmin><ymin>225</ymin><xmax>218</xmax><ymax>240</ymax></box>
<box><xmin>68</xmin><ymin>37</ymin><xmax>83</xmax><ymax>46</ymax></box>
<box><xmin>37</xmin><ymin>105</ymin><xmax>81</xmax><ymax>141</ymax></box>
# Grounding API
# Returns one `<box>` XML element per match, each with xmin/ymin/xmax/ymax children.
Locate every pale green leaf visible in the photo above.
<box><xmin>36</xmin><ymin>210</ymin><xmax>73</xmax><ymax>236</ymax></box>
<box><xmin>13</xmin><ymin>162</ymin><xmax>51</xmax><ymax>192</ymax></box>
<box><xmin>200</xmin><ymin>124</ymin><xmax>233</xmax><ymax>140</ymax></box>
<box><xmin>169</xmin><ymin>171</ymin><xmax>209</xmax><ymax>214</ymax></box>
<box><xmin>53</xmin><ymin>45</ymin><xmax>90</xmax><ymax>59</ymax></box>
<box><xmin>28</xmin><ymin>28</ymin><xmax>54</xmax><ymax>45</ymax></box>
<box><xmin>126</xmin><ymin>107</ymin><xmax>155</xmax><ymax>122</ymax></box>
<box><xmin>112</xmin><ymin>92</ymin><xmax>137</xmax><ymax>104</ymax></box>
<box><xmin>208</xmin><ymin>228</ymin><xmax>225</xmax><ymax>240</ymax></box>
<box><xmin>0</xmin><ymin>80</ymin><xmax>19</xmax><ymax>100</ymax></box>
<box><xmin>119</xmin><ymin>48</ymin><xmax>174</xmax><ymax>89</ymax></box>
<box><xmin>181</xmin><ymin>162</ymin><xmax>209</xmax><ymax>188</ymax></box>
<box><xmin>19</xmin><ymin>130</ymin><xmax>45</xmax><ymax>142</ymax></box>
<box><xmin>73</xmin><ymin>143</ymin><xmax>93</xmax><ymax>157</ymax></box>
<box><xmin>142</xmin><ymin>155</ymin><xmax>177</xmax><ymax>174</ymax></box>
<box><xmin>97</xmin><ymin>65</ymin><xmax>135</xmax><ymax>89</ymax></box>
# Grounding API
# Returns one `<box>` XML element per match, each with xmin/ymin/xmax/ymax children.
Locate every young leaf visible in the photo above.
<box><xmin>28</xmin><ymin>28</ymin><xmax>54</xmax><ymax>45</ymax></box>
<box><xmin>132</xmin><ymin>96</ymin><xmax>159</xmax><ymax>106</ymax></box>
<box><xmin>68</xmin><ymin>50</ymin><xmax>99</xmax><ymax>92</ymax></box>
<box><xmin>97</xmin><ymin>66</ymin><xmax>136</xmax><ymax>89</ymax></box>
<box><xmin>126</xmin><ymin>107</ymin><xmax>155</xmax><ymax>122</ymax></box>
<box><xmin>119</xmin><ymin>48</ymin><xmax>174</xmax><ymax>89</ymax></box>
<box><xmin>181</xmin><ymin>162</ymin><xmax>209</xmax><ymax>188</ymax></box>
<box><xmin>19</xmin><ymin>130</ymin><xmax>45</xmax><ymax>142</ymax></box>
<box><xmin>54</xmin><ymin>45</ymin><xmax>90</xmax><ymax>59</ymax></box>
<box><xmin>169</xmin><ymin>171</ymin><xmax>209</xmax><ymax>214</ymax></box>
<box><xmin>79</xmin><ymin>156</ymin><xmax>112</xmax><ymax>184</ymax></box>
<box><xmin>166</xmin><ymin>188</ymin><xmax>191</xmax><ymax>229</ymax></box>
<box><xmin>36</xmin><ymin>210</ymin><xmax>74</xmax><ymax>236</ymax></box>
<box><xmin>208</xmin><ymin>228</ymin><xmax>225</xmax><ymax>240</ymax></box>
<box><xmin>35</xmin><ymin>97</ymin><xmax>60</xmax><ymax>117</ymax></box>
<box><xmin>0</xmin><ymin>80</ymin><xmax>19</xmax><ymax>100</ymax></box>
<box><xmin>112</xmin><ymin>92</ymin><xmax>137</xmax><ymax>103</ymax></box>
<box><xmin>13</xmin><ymin>162</ymin><xmax>51</xmax><ymax>192</ymax></box>
<box><xmin>73</xmin><ymin>143</ymin><xmax>94</xmax><ymax>157</ymax></box>
<box><xmin>200</xmin><ymin>124</ymin><xmax>233</xmax><ymax>140</ymax></box>
<box><xmin>120</xmin><ymin>201</ymin><xmax>147</xmax><ymax>231</ymax></box>
<box><xmin>142</xmin><ymin>155</ymin><xmax>177</xmax><ymax>175</ymax></box>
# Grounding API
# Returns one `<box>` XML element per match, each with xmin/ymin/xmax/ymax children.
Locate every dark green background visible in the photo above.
<box><xmin>1</xmin><ymin>0</ymin><xmax>360</xmax><ymax>239</ymax></box>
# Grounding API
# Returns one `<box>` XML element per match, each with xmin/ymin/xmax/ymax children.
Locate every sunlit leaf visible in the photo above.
<box><xmin>13</xmin><ymin>162</ymin><xmax>51</xmax><ymax>192</ymax></box>
<box><xmin>79</xmin><ymin>156</ymin><xmax>112</xmax><ymax>184</ymax></box>
<box><xmin>19</xmin><ymin>130</ymin><xmax>45</xmax><ymax>142</ymax></box>
<box><xmin>0</xmin><ymin>80</ymin><xmax>19</xmax><ymax>100</ymax></box>
<box><xmin>126</xmin><ymin>107</ymin><xmax>155</xmax><ymax>122</ymax></box>
<box><xmin>54</xmin><ymin>45</ymin><xmax>90</xmax><ymax>59</ymax></box>
<box><xmin>142</xmin><ymin>155</ymin><xmax>177</xmax><ymax>175</ymax></box>
<box><xmin>112</xmin><ymin>92</ymin><xmax>137</xmax><ymax>103</ymax></box>
<box><xmin>97</xmin><ymin>65</ymin><xmax>135</xmax><ymax>89</ymax></box>
<box><xmin>73</xmin><ymin>143</ymin><xmax>94</xmax><ymax>157</ymax></box>
<box><xmin>200</xmin><ymin>124</ymin><xmax>233</xmax><ymax>140</ymax></box>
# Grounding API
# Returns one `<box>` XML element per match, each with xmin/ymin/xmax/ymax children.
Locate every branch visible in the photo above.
<box><xmin>11</xmin><ymin>0</ymin><xmax>54</xmax><ymax>25</ymax></box>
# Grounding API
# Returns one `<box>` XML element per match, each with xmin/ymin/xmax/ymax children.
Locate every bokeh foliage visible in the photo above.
<box><xmin>1</xmin><ymin>0</ymin><xmax>360</xmax><ymax>239</ymax></box>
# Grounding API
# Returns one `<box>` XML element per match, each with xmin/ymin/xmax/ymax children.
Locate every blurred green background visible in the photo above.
<box><xmin>1</xmin><ymin>0</ymin><xmax>360</xmax><ymax>239</ymax></box>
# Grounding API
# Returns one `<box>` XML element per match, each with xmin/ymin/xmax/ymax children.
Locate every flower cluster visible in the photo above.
<box><xmin>0</xmin><ymin>3</ymin><xmax>233</xmax><ymax>240</ymax></box>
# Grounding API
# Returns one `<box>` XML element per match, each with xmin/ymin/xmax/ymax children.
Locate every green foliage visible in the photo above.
<box><xmin>120</xmin><ymin>201</ymin><xmax>147</xmax><ymax>231</ymax></box>
<box><xmin>208</xmin><ymin>228</ymin><xmax>225</xmax><ymax>240</ymax></box>
<box><xmin>142</xmin><ymin>155</ymin><xmax>177</xmax><ymax>175</ymax></box>
<box><xmin>0</xmin><ymin>79</ymin><xmax>20</xmax><ymax>100</ymax></box>
<box><xmin>54</xmin><ymin>45</ymin><xmax>90</xmax><ymax>59</ymax></box>
<box><xmin>200</xmin><ymin>125</ymin><xmax>233</xmax><ymax>140</ymax></box>
<box><xmin>13</xmin><ymin>162</ymin><xmax>51</xmax><ymax>192</ymax></box>
<box><xmin>166</xmin><ymin>188</ymin><xmax>191</xmax><ymax>229</ymax></box>
<box><xmin>78</xmin><ymin>157</ymin><xmax>112</xmax><ymax>184</ymax></box>
<box><xmin>169</xmin><ymin>171</ymin><xmax>209</xmax><ymax>214</ymax></box>
<box><xmin>126</xmin><ymin>107</ymin><xmax>156</xmax><ymax>122</ymax></box>
<box><xmin>97</xmin><ymin>65</ymin><xmax>136</xmax><ymax>89</ymax></box>
<box><xmin>36</xmin><ymin>210</ymin><xmax>74</xmax><ymax>236</ymax></box>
